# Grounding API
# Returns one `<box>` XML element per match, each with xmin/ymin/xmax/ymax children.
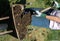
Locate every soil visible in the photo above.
<box><xmin>12</xmin><ymin>4</ymin><xmax>32</xmax><ymax>40</ymax></box>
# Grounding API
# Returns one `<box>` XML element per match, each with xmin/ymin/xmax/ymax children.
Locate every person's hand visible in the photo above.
<box><xmin>35</xmin><ymin>10</ymin><xmax>42</xmax><ymax>17</ymax></box>
<box><xmin>53</xmin><ymin>1</ymin><xmax>60</xmax><ymax>8</ymax></box>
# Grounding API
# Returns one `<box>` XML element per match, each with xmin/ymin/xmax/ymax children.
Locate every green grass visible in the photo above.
<box><xmin>23</xmin><ymin>25</ymin><xmax>60</xmax><ymax>41</ymax></box>
<box><xmin>26</xmin><ymin>0</ymin><xmax>47</xmax><ymax>8</ymax></box>
<box><xmin>47</xmin><ymin>30</ymin><xmax>60</xmax><ymax>41</ymax></box>
<box><xmin>0</xmin><ymin>34</ymin><xmax>19</xmax><ymax>41</ymax></box>
<box><xmin>0</xmin><ymin>26</ymin><xmax>60</xmax><ymax>41</ymax></box>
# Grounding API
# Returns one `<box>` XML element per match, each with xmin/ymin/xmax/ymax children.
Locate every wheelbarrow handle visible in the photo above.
<box><xmin>41</xmin><ymin>7</ymin><xmax>52</xmax><ymax>13</ymax></box>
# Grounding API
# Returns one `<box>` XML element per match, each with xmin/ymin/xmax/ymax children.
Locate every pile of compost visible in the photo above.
<box><xmin>12</xmin><ymin>4</ymin><xmax>32</xmax><ymax>40</ymax></box>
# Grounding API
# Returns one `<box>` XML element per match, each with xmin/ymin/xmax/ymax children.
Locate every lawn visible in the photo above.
<box><xmin>0</xmin><ymin>34</ymin><xmax>19</xmax><ymax>41</ymax></box>
<box><xmin>26</xmin><ymin>0</ymin><xmax>47</xmax><ymax>8</ymax></box>
<box><xmin>0</xmin><ymin>25</ymin><xmax>60</xmax><ymax>41</ymax></box>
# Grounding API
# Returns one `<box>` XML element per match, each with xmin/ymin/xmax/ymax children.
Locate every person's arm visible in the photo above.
<box><xmin>35</xmin><ymin>11</ymin><xmax>60</xmax><ymax>23</ymax></box>
<box><xmin>46</xmin><ymin>15</ymin><xmax>60</xmax><ymax>23</ymax></box>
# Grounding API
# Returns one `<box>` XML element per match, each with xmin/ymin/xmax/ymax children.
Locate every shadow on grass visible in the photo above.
<box><xmin>0</xmin><ymin>0</ymin><xmax>17</xmax><ymax>38</ymax></box>
<box><xmin>16</xmin><ymin>0</ymin><xmax>26</xmax><ymax>5</ymax></box>
<box><xmin>0</xmin><ymin>0</ymin><xmax>27</xmax><ymax>39</ymax></box>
